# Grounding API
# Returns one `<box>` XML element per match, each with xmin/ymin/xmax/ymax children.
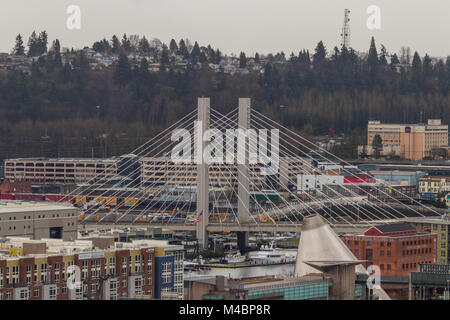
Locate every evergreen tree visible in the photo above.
<box><xmin>138</xmin><ymin>37</ymin><xmax>151</xmax><ymax>54</ymax></box>
<box><xmin>215</xmin><ymin>49</ymin><xmax>222</xmax><ymax>64</ymax></box>
<box><xmin>191</xmin><ymin>42</ymin><xmax>201</xmax><ymax>64</ymax></box>
<box><xmin>239</xmin><ymin>52</ymin><xmax>247</xmax><ymax>68</ymax></box>
<box><xmin>27</xmin><ymin>31</ymin><xmax>39</xmax><ymax>56</ymax></box>
<box><xmin>115</xmin><ymin>53</ymin><xmax>132</xmax><ymax>85</ymax></box>
<box><xmin>422</xmin><ymin>54</ymin><xmax>433</xmax><ymax>78</ymax></box>
<box><xmin>411</xmin><ymin>51</ymin><xmax>422</xmax><ymax>88</ymax></box>
<box><xmin>121</xmin><ymin>34</ymin><xmax>132</xmax><ymax>53</ymax></box>
<box><xmin>255</xmin><ymin>52</ymin><xmax>260</xmax><ymax>64</ymax></box>
<box><xmin>313</xmin><ymin>41</ymin><xmax>327</xmax><ymax>63</ymax></box>
<box><xmin>372</xmin><ymin>134</ymin><xmax>383</xmax><ymax>159</ymax></box>
<box><xmin>160</xmin><ymin>46</ymin><xmax>169</xmax><ymax>70</ymax></box>
<box><xmin>379</xmin><ymin>45</ymin><xmax>388</xmax><ymax>65</ymax></box>
<box><xmin>199</xmin><ymin>52</ymin><xmax>207</xmax><ymax>64</ymax></box>
<box><xmin>52</xmin><ymin>39</ymin><xmax>62</xmax><ymax>69</ymax></box>
<box><xmin>93</xmin><ymin>38</ymin><xmax>111</xmax><ymax>53</ymax></box>
<box><xmin>13</xmin><ymin>34</ymin><xmax>25</xmax><ymax>55</ymax></box>
<box><xmin>38</xmin><ymin>31</ymin><xmax>48</xmax><ymax>55</ymax></box>
<box><xmin>367</xmin><ymin>37</ymin><xmax>379</xmax><ymax>69</ymax></box>
<box><xmin>169</xmin><ymin>39</ymin><xmax>178</xmax><ymax>54</ymax></box>
<box><xmin>390</xmin><ymin>53</ymin><xmax>400</xmax><ymax>65</ymax></box>
<box><xmin>111</xmin><ymin>35</ymin><xmax>121</xmax><ymax>54</ymax></box>
<box><xmin>178</xmin><ymin>39</ymin><xmax>189</xmax><ymax>59</ymax></box>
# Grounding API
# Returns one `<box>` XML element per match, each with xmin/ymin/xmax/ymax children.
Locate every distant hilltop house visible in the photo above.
<box><xmin>359</xmin><ymin>119</ymin><xmax>449</xmax><ymax>160</ymax></box>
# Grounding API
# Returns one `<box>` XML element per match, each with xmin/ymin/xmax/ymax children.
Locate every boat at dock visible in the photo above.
<box><xmin>249</xmin><ymin>241</ymin><xmax>296</xmax><ymax>264</ymax></box>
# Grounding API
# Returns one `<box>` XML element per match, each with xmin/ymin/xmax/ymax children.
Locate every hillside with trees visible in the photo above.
<box><xmin>1</xmin><ymin>32</ymin><xmax>450</xmax><ymax>160</ymax></box>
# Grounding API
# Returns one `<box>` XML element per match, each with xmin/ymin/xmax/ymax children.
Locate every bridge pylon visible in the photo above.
<box><xmin>237</xmin><ymin>98</ymin><xmax>252</xmax><ymax>250</ymax></box>
<box><xmin>196</xmin><ymin>97</ymin><xmax>210</xmax><ymax>249</ymax></box>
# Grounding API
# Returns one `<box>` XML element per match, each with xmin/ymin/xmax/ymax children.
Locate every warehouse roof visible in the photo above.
<box><xmin>373</xmin><ymin>222</ymin><xmax>416</xmax><ymax>234</ymax></box>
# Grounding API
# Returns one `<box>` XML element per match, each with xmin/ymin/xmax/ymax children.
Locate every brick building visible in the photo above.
<box><xmin>343</xmin><ymin>223</ymin><xmax>437</xmax><ymax>277</ymax></box>
<box><xmin>0</xmin><ymin>237</ymin><xmax>183</xmax><ymax>300</ymax></box>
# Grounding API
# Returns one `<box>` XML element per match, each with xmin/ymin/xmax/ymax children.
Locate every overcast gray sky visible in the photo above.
<box><xmin>1</xmin><ymin>0</ymin><xmax>450</xmax><ymax>57</ymax></box>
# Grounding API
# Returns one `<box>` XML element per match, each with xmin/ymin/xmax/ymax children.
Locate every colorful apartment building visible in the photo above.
<box><xmin>0</xmin><ymin>237</ymin><xmax>183</xmax><ymax>300</ymax></box>
<box><xmin>418</xmin><ymin>176</ymin><xmax>450</xmax><ymax>200</ymax></box>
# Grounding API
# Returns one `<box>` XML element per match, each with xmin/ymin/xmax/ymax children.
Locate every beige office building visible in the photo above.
<box><xmin>4</xmin><ymin>158</ymin><xmax>118</xmax><ymax>185</ymax></box>
<box><xmin>366</xmin><ymin>119</ymin><xmax>448</xmax><ymax>160</ymax></box>
<box><xmin>0</xmin><ymin>201</ymin><xmax>78</xmax><ymax>241</ymax></box>
<box><xmin>140</xmin><ymin>156</ymin><xmax>311</xmax><ymax>191</ymax></box>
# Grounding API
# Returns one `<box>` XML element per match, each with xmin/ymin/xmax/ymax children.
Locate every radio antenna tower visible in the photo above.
<box><xmin>340</xmin><ymin>9</ymin><xmax>351</xmax><ymax>48</ymax></box>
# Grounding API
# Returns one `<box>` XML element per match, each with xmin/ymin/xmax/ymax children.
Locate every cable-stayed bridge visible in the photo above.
<box><xmin>48</xmin><ymin>97</ymin><xmax>442</xmax><ymax>249</ymax></box>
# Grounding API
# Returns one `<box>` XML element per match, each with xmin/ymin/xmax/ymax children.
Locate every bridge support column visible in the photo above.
<box><xmin>237</xmin><ymin>98</ymin><xmax>252</xmax><ymax>251</ymax></box>
<box><xmin>196</xmin><ymin>97</ymin><xmax>210</xmax><ymax>249</ymax></box>
<box><xmin>237</xmin><ymin>231</ymin><xmax>249</xmax><ymax>253</ymax></box>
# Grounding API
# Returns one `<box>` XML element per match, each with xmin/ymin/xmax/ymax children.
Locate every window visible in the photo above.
<box><xmin>49</xmin><ymin>287</ymin><xmax>57</xmax><ymax>299</ymax></box>
<box><xmin>135</xmin><ymin>278</ymin><xmax>142</xmax><ymax>296</ymax></box>
<box><xmin>55</xmin><ymin>263</ymin><xmax>60</xmax><ymax>283</ymax></box>
<box><xmin>109</xmin><ymin>257</ymin><xmax>116</xmax><ymax>275</ymax></box>
<box><xmin>26</xmin><ymin>265</ymin><xmax>32</xmax><ymax>284</ymax></box>
<box><xmin>122</xmin><ymin>257</ymin><xmax>127</xmax><ymax>275</ymax></box>
<box><xmin>387</xmin><ymin>251</ymin><xmax>391</xmax><ymax>257</ymax></box>
<box><xmin>40</xmin><ymin>264</ymin><xmax>47</xmax><ymax>282</ymax></box>
<box><xmin>162</xmin><ymin>262</ymin><xmax>172</xmax><ymax>284</ymax></box>
<box><xmin>380</xmin><ymin>250</ymin><xmax>384</xmax><ymax>257</ymax></box>
<box><xmin>387</xmin><ymin>264</ymin><xmax>391</xmax><ymax>271</ymax></box>
<box><xmin>34</xmin><ymin>265</ymin><xmax>38</xmax><ymax>283</ymax></box>
<box><xmin>61</xmin><ymin>262</ymin><xmax>66</xmax><ymax>281</ymax></box>
<box><xmin>12</xmin><ymin>266</ymin><xmax>19</xmax><ymax>284</ymax></box>
<box><xmin>82</xmin><ymin>260</ymin><xmax>88</xmax><ymax>280</ymax></box>
<box><xmin>135</xmin><ymin>255</ymin><xmax>142</xmax><ymax>273</ymax></box>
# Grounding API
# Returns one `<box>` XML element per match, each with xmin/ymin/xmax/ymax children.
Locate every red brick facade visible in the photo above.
<box><xmin>343</xmin><ymin>233</ymin><xmax>437</xmax><ymax>277</ymax></box>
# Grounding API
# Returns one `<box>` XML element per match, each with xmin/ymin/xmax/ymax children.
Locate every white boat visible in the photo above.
<box><xmin>249</xmin><ymin>241</ymin><xmax>296</xmax><ymax>264</ymax></box>
<box><xmin>220</xmin><ymin>251</ymin><xmax>247</xmax><ymax>264</ymax></box>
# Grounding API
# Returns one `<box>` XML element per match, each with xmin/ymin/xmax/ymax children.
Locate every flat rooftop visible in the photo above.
<box><xmin>0</xmin><ymin>236</ymin><xmax>181</xmax><ymax>260</ymax></box>
<box><xmin>369</xmin><ymin>170</ymin><xmax>423</xmax><ymax>176</ymax></box>
<box><xmin>5</xmin><ymin>157</ymin><xmax>117</xmax><ymax>162</ymax></box>
<box><xmin>227</xmin><ymin>274</ymin><xmax>328</xmax><ymax>289</ymax></box>
<box><xmin>0</xmin><ymin>200</ymin><xmax>75</xmax><ymax>213</ymax></box>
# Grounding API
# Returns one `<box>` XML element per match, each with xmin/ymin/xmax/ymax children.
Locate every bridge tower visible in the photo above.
<box><xmin>196</xmin><ymin>97</ymin><xmax>210</xmax><ymax>249</ymax></box>
<box><xmin>237</xmin><ymin>98</ymin><xmax>252</xmax><ymax>251</ymax></box>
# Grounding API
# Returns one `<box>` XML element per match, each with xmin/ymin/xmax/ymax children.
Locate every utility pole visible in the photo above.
<box><xmin>340</xmin><ymin>9</ymin><xmax>351</xmax><ymax>48</ymax></box>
